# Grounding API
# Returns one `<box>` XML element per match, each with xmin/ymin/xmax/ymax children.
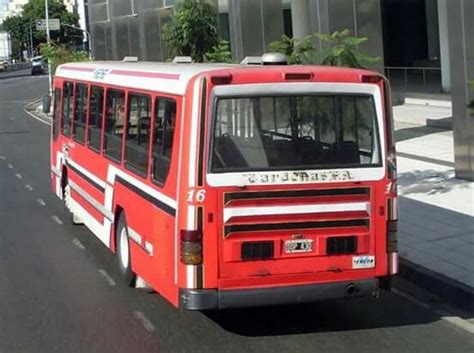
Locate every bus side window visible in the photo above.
<box><xmin>87</xmin><ymin>86</ymin><xmax>104</xmax><ymax>152</ymax></box>
<box><xmin>61</xmin><ymin>81</ymin><xmax>74</xmax><ymax>137</ymax></box>
<box><xmin>72</xmin><ymin>83</ymin><xmax>88</xmax><ymax>144</ymax></box>
<box><xmin>152</xmin><ymin>97</ymin><xmax>176</xmax><ymax>184</ymax></box>
<box><xmin>52</xmin><ymin>88</ymin><xmax>61</xmax><ymax>139</ymax></box>
<box><xmin>104</xmin><ymin>89</ymin><xmax>125</xmax><ymax>162</ymax></box>
<box><xmin>125</xmin><ymin>94</ymin><xmax>151</xmax><ymax>176</ymax></box>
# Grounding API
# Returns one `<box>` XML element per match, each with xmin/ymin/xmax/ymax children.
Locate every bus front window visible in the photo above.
<box><xmin>211</xmin><ymin>94</ymin><xmax>381</xmax><ymax>173</ymax></box>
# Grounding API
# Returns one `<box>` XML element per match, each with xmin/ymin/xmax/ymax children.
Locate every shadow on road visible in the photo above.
<box><xmin>204</xmin><ymin>291</ymin><xmax>437</xmax><ymax>337</ymax></box>
<box><xmin>395</xmin><ymin>124</ymin><xmax>449</xmax><ymax>143</ymax></box>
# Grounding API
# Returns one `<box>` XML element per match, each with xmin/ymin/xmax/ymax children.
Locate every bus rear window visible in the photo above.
<box><xmin>211</xmin><ymin>94</ymin><xmax>381</xmax><ymax>173</ymax></box>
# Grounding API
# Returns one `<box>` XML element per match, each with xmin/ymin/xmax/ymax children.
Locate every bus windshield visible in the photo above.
<box><xmin>211</xmin><ymin>94</ymin><xmax>382</xmax><ymax>173</ymax></box>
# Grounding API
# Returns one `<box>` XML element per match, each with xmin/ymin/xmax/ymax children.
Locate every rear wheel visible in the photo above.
<box><xmin>116</xmin><ymin>214</ymin><xmax>136</xmax><ymax>287</ymax></box>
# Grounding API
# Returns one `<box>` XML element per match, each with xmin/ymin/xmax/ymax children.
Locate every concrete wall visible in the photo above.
<box><xmin>447</xmin><ymin>0</ymin><xmax>474</xmax><ymax>180</ymax></box>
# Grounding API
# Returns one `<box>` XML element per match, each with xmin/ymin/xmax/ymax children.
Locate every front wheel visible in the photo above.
<box><xmin>116</xmin><ymin>214</ymin><xmax>136</xmax><ymax>287</ymax></box>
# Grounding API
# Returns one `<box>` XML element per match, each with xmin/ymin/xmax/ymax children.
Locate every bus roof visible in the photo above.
<box><xmin>55</xmin><ymin>61</ymin><xmax>378</xmax><ymax>96</ymax></box>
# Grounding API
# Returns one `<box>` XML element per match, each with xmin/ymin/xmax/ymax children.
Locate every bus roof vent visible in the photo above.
<box><xmin>172</xmin><ymin>56</ymin><xmax>192</xmax><ymax>64</ymax></box>
<box><xmin>240</xmin><ymin>56</ymin><xmax>262</xmax><ymax>65</ymax></box>
<box><xmin>262</xmin><ymin>52</ymin><xmax>287</xmax><ymax>65</ymax></box>
<box><xmin>123</xmin><ymin>56</ymin><xmax>138</xmax><ymax>62</ymax></box>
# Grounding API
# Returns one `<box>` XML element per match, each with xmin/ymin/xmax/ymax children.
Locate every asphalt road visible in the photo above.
<box><xmin>0</xmin><ymin>69</ymin><xmax>473</xmax><ymax>353</ymax></box>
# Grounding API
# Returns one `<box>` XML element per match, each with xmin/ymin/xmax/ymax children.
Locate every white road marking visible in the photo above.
<box><xmin>0</xmin><ymin>156</ymin><xmax>5</xmax><ymax>160</ymax></box>
<box><xmin>7</xmin><ymin>164</ymin><xmax>13</xmax><ymax>169</ymax></box>
<box><xmin>72</xmin><ymin>238</ymin><xmax>85</xmax><ymax>250</ymax></box>
<box><xmin>392</xmin><ymin>288</ymin><xmax>474</xmax><ymax>334</ymax></box>
<box><xmin>9</xmin><ymin>117</ymin><xmax>14</xmax><ymax>120</ymax></box>
<box><xmin>15</xmin><ymin>173</ymin><xmax>22</xmax><ymax>179</ymax></box>
<box><xmin>97</xmin><ymin>269</ymin><xmax>116</xmax><ymax>286</ymax></box>
<box><xmin>133</xmin><ymin>311</ymin><xmax>156</xmax><ymax>332</ymax></box>
<box><xmin>51</xmin><ymin>215</ymin><xmax>63</xmax><ymax>225</ymax></box>
<box><xmin>25</xmin><ymin>184</ymin><xmax>33</xmax><ymax>191</ymax></box>
<box><xmin>36</xmin><ymin>198</ymin><xmax>46</xmax><ymax>206</ymax></box>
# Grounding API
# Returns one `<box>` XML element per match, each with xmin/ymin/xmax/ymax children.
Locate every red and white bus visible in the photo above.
<box><xmin>51</xmin><ymin>55</ymin><xmax>398</xmax><ymax>310</ymax></box>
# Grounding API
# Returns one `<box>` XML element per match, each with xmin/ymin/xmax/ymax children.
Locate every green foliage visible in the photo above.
<box><xmin>22</xmin><ymin>0</ymin><xmax>81</xmax><ymax>46</ymax></box>
<box><xmin>315</xmin><ymin>29</ymin><xmax>380</xmax><ymax>68</ymax></box>
<box><xmin>2</xmin><ymin>0</ymin><xmax>81</xmax><ymax>60</ymax></box>
<box><xmin>40</xmin><ymin>42</ymin><xmax>89</xmax><ymax>74</ymax></box>
<box><xmin>1</xmin><ymin>15</ymin><xmax>27</xmax><ymax>60</ymax></box>
<box><xmin>269</xmin><ymin>34</ymin><xmax>315</xmax><ymax>64</ymax></box>
<box><xmin>162</xmin><ymin>0</ymin><xmax>218</xmax><ymax>63</ymax></box>
<box><xmin>270</xmin><ymin>29</ymin><xmax>380</xmax><ymax>68</ymax></box>
<box><xmin>205</xmin><ymin>40</ymin><xmax>233</xmax><ymax>63</ymax></box>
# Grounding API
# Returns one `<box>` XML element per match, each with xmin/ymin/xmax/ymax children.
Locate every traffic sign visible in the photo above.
<box><xmin>36</xmin><ymin>19</ymin><xmax>60</xmax><ymax>31</ymax></box>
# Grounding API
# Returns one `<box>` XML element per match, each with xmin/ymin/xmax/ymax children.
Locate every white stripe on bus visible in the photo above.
<box><xmin>223</xmin><ymin>202</ymin><xmax>371</xmax><ymax>223</ymax></box>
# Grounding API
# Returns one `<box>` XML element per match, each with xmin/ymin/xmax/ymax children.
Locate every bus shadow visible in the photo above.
<box><xmin>204</xmin><ymin>291</ymin><xmax>437</xmax><ymax>336</ymax></box>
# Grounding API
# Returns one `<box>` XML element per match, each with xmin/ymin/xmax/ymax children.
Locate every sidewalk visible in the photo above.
<box><xmin>394</xmin><ymin>103</ymin><xmax>474</xmax><ymax>308</ymax></box>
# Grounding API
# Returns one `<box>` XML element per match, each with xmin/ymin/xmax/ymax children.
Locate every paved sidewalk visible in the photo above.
<box><xmin>394</xmin><ymin>107</ymin><xmax>474</xmax><ymax>291</ymax></box>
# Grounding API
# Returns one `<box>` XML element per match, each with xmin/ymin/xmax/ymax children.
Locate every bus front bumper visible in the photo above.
<box><xmin>179</xmin><ymin>278</ymin><xmax>379</xmax><ymax>310</ymax></box>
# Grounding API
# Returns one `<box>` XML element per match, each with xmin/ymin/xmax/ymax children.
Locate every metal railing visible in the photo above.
<box><xmin>384</xmin><ymin>66</ymin><xmax>442</xmax><ymax>93</ymax></box>
<box><xmin>2</xmin><ymin>62</ymin><xmax>31</xmax><ymax>72</ymax></box>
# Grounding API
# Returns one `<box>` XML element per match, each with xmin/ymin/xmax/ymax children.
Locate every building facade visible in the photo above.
<box><xmin>87</xmin><ymin>0</ymin><xmax>473</xmax><ymax>180</ymax></box>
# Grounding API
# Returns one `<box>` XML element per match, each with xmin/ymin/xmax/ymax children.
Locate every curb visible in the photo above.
<box><xmin>399</xmin><ymin>257</ymin><xmax>474</xmax><ymax>313</ymax></box>
<box><xmin>24</xmin><ymin>99</ymin><xmax>52</xmax><ymax>126</ymax></box>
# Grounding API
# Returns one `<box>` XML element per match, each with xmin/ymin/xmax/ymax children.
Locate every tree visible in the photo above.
<box><xmin>40</xmin><ymin>42</ymin><xmax>89</xmax><ymax>74</ymax></box>
<box><xmin>269</xmin><ymin>34</ymin><xmax>315</xmax><ymax>64</ymax></box>
<box><xmin>315</xmin><ymin>29</ymin><xmax>380</xmax><ymax>68</ymax></box>
<box><xmin>205</xmin><ymin>40</ymin><xmax>233</xmax><ymax>63</ymax></box>
<box><xmin>162</xmin><ymin>0</ymin><xmax>218</xmax><ymax>63</ymax></box>
<box><xmin>270</xmin><ymin>29</ymin><xmax>380</xmax><ymax>69</ymax></box>
<box><xmin>1</xmin><ymin>15</ymin><xmax>28</xmax><ymax>60</ymax></box>
<box><xmin>2</xmin><ymin>0</ymin><xmax>81</xmax><ymax>60</ymax></box>
<box><xmin>21</xmin><ymin>0</ymin><xmax>82</xmax><ymax>48</ymax></box>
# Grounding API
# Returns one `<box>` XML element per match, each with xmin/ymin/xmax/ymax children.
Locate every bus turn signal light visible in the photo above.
<box><xmin>181</xmin><ymin>230</ymin><xmax>203</xmax><ymax>265</ymax></box>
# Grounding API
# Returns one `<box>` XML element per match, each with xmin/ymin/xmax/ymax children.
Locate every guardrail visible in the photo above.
<box><xmin>384</xmin><ymin>66</ymin><xmax>442</xmax><ymax>93</ymax></box>
<box><xmin>1</xmin><ymin>62</ymin><xmax>31</xmax><ymax>72</ymax></box>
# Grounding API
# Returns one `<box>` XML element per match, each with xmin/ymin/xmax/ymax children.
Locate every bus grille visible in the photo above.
<box><xmin>326</xmin><ymin>236</ymin><xmax>358</xmax><ymax>255</ymax></box>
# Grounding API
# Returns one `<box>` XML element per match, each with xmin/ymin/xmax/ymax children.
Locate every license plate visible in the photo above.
<box><xmin>285</xmin><ymin>239</ymin><xmax>313</xmax><ymax>253</ymax></box>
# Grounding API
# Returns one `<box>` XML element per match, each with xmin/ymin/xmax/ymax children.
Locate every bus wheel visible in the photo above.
<box><xmin>64</xmin><ymin>183</ymin><xmax>83</xmax><ymax>225</ymax></box>
<box><xmin>116</xmin><ymin>214</ymin><xmax>136</xmax><ymax>287</ymax></box>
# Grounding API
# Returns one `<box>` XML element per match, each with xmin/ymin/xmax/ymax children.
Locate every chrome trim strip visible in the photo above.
<box><xmin>69</xmin><ymin>180</ymin><xmax>114</xmax><ymax>222</ymax></box>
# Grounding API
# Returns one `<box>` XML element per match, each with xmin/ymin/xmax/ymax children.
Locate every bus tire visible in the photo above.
<box><xmin>116</xmin><ymin>214</ymin><xmax>136</xmax><ymax>287</ymax></box>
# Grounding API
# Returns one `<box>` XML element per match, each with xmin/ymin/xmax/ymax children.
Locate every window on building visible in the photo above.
<box><xmin>87</xmin><ymin>86</ymin><xmax>104</xmax><ymax>152</ymax></box>
<box><xmin>73</xmin><ymin>83</ymin><xmax>88</xmax><ymax>144</ymax></box>
<box><xmin>61</xmin><ymin>82</ymin><xmax>74</xmax><ymax>137</ymax></box>
<box><xmin>125</xmin><ymin>94</ymin><xmax>151</xmax><ymax>176</ymax></box>
<box><xmin>104</xmin><ymin>89</ymin><xmax>125</xmax><ymax>162</ymax></box>
<box><xmin>152</xmin><ymin>98</ymin><xmax>176</xmax><ymax>184</ymax></box>
<box><xmin>52</xmin><ymin>88</ymin><xmax>61</xmax><ymax>139</ymax></box>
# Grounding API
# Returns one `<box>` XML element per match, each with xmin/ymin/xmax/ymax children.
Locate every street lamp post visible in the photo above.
<box><xmin>45</xmin><ymin>0</ymin><xmax>53</xmax><ymax>96</ymax></box>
